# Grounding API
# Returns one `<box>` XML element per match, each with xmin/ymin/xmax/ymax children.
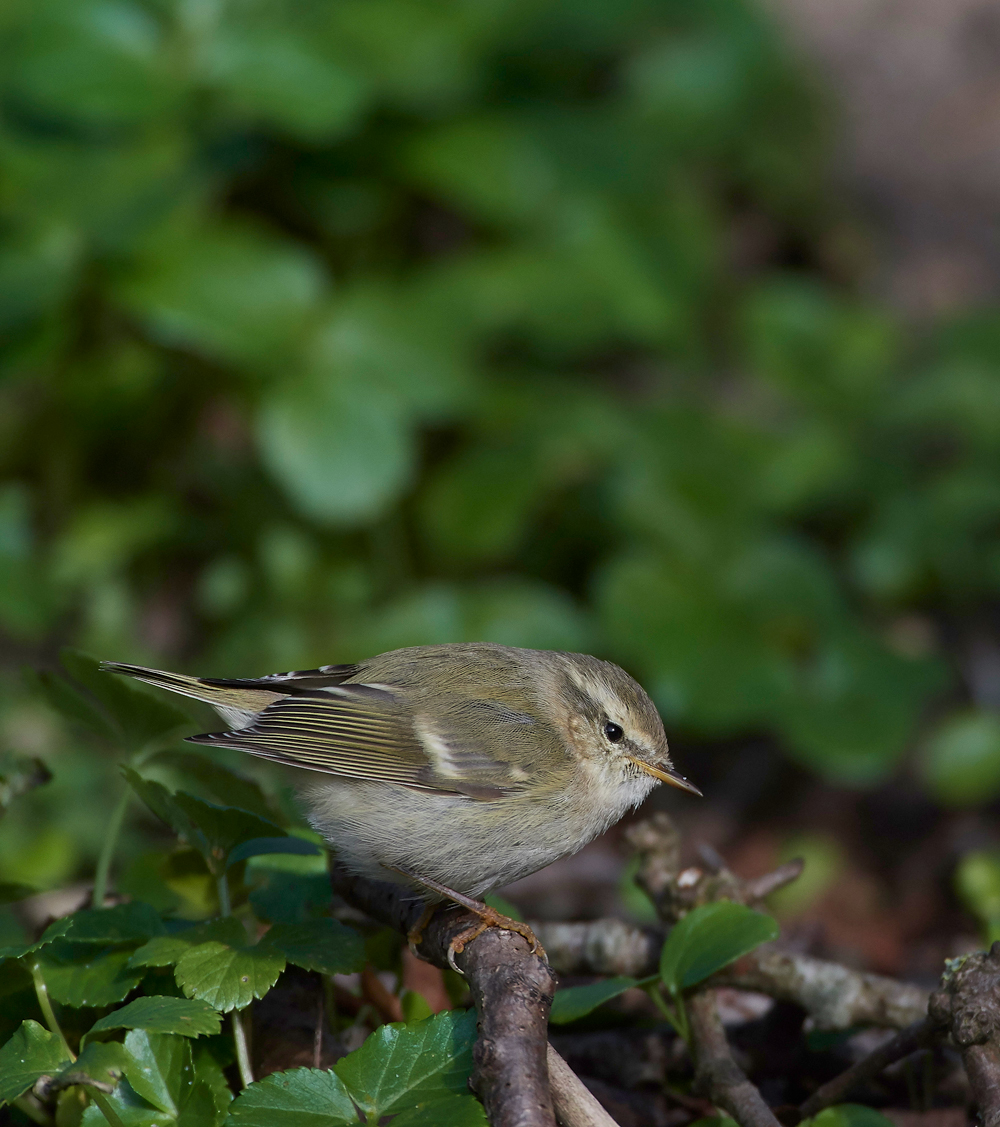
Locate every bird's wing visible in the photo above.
<box><xmin>187</xmin><ymin>689</ymin><xmax>536</xmax><ymax>801</ymax></box>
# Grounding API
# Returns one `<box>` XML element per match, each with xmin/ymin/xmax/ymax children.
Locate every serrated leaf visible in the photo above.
<box><xmin>0</xmin><ymin>1020</ymin><xmax>71</xmax><ymax>1105</ymax></box>
<box><xmin>659</xmin><ymin>902</ymin><xmax>778</xmax><ymax>996</ymax></box>
<box><xmin>549</xmin><ymin>976</ymin><xmax>640</xmax><ymax>1024</ymax></box>
<box><xmin>0</xmin><ymin>916</ymin><xmax>74</xmax><ymax>962</ymax></box>
<box><xmin>64</xmin><ymin>649</ymin><xmax>190</xmax><ymax>751</ymax></box>
<box><xmin>37</xmin><ymin>944</ymin><xmax>145</xmax><ymax>1007</ymax></box>
<box><xmin>171</xmin><ymin>793</ymin><xmax>286</xmax><ymax>866</ymax></box>
<box><xmin>62</xmin><ymin>902</ymin><xmax>166</xmax><ymax>945</ymax></box>
<box><xmin>123</xmin><ymin>767</ymin><xmax>202</xmax><ymax>849</ymax></box>
<box><xmin>227</xmin><ymin>837</ymin><xmax>320</xmax><ymax>867</ymax></box>
<box><xmin>260</xmin><ymin>920</ymin><xmax>364</xmax><ymax>976</ymax></box>
<box><xmin>192</xmin><ymin>1045</ymin><xmax>232</xmax><ymax>1120</ymax></box>
<box><xmin>124</xmin><ymin>770</ymin><xmax>285</xmax><ymax>871</ymax></box>
<box><xmin>146</xmin><ymin>751</ymin><xmax>275</xmax><ymax>822</ymax></box>
<box><xmin>225</xmin><ymin>1067</ymin><xmax>356</xmax><ymax>1126</ymax></box>
<box><xmin>88</xmin><ymin>997</ymin><xmax>222</xmax><ymax>1039</ymax></box>
<box><xmin>334</xmin><ymin>1009</ymin><xmax>477</xmax><ymax>1119</ymax></box>
<box><xmin>26</xmin><ymin>667</ymin><xmax>119</xmax><ymax>744</ymax></box>
<box><xmin>175</xmin><ymin>941</ymin><xmax>285</xmax><ymax>1012</ymax></box>
<box><xmin>391</xmin><ymin>1095</ymin><xmax>488</xmax><ymax>1127</ymax></box>
<box><xmin>129</xmin><ymin>919</ymin><xmax>247</xmax><ymax>970</ymax></box>
<box><xmin>122</xmin><ymin>1030</ymin><xmax>194</xmax><ymax>1116</ymax></box>
<box><xmin>177</xmin><ymin>1077</ymin><xmax>223</xmax><ymax>1126</ymax></box>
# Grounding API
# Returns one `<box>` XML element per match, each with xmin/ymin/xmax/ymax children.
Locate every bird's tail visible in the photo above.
<box><xmin>100</xmin><ymin>662</ymin><xmax>283</xmax><ymax>727</ymax></box>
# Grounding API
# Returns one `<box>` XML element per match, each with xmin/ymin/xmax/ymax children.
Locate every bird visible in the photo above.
<box><xmin>102</xmin><ymin>643</ymin><xmax>700</xmax><ymax>963</ymax></box>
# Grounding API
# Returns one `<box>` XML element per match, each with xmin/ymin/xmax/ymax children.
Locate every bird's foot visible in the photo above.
<box><xmin>389</xmin><ymin>864</ymin><xmax>546</xmax><ymax>974</ymax></box>
<box><xmin>446</xmin><ymin>906</ymin><xmax>545</xmax><ymax>973</ymax></box>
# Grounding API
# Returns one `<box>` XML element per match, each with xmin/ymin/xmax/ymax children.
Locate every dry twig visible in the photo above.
<box><xmin>688</xmin><ymin>990</ymin><xmax>782</xmax><ymax>1127</ymax></box>
<box><xmin>799</xmin><ymin>1017</ymin><xmax>941</xmax><ymax>1117</ymax></box>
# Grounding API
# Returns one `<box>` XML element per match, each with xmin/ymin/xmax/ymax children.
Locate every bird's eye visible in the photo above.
<box><xmin>604</xmin><ymin>721</ymin><xmax>624</xmax><ymax>743</ymax></box>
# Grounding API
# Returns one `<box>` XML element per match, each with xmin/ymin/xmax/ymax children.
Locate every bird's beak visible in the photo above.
<box><xmin>626</xmin><ymin>756</ymin><xmax>703</xmax><ymax>797</ymax></box>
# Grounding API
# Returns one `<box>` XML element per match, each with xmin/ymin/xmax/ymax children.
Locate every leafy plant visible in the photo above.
<box><xmin>0</xmin><ymin>678</ymin><xmax>478</xmax><ymax>1126</ymax></box>
<box><xmin>549</xmin><ymin>900</ymin><xmax>778</xmax><ymax>1038</ymax></box>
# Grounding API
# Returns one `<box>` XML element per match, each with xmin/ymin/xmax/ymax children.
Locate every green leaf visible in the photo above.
<box><xmin>61</xmin><ymin>903</ymin><xmax>166</xmax><ymax>946</ymax></box>
<box><xmin>224</xmin><ymin>1067</ymin><xmax>357</xmax><ymax>1127</ymax></box>
<box><xmin>171</xmin><ymin>794</ymin><xmax>287</xmax><ymax>863</ymax></box>
<box><xmin>88</xmin><ymin>997</ymin><xmax>222</xmax><ymax>1039</ymax></box>
<box><xmin>118</xmin><ymin>222</ymin><xmax>325</xmax><ymax>367</ymax></box>
<box><xmin>257</xmin><ymin>372</ymin><xmax>413</xmax><ymax>525</ymax></box>
<box><xmin>549</xmin><ymin>976</ymin><xmax>640</xmax><ymax>1024</ymax></box>
<box><xmin>228</xmin><ymin>837</ymin><xmax>319</xmax><ymax>867</ymax></box>
<box><xmin>391</xmin><ymin>1095</ymin><xmax>488</xmax><ymax>1127</ymax></box>
<box><xmin>803</xmin><ymin>1106</ymin><xmax>898</xmax><ymax>1127</ymax></box>
<box><xmin>26</xmin><ymin>667</ymin><xmax>119</xmax><ymax>744</ymax></box>
<box><xmin>0</xmin><ymin>1020</ymin><xmax>72</xmax><ymax>1105</ymax></box>
<box><xmin>659</xmin><ymin>902</ymin><xmax>778</xmax><ymax>996</ymax></box>
<box><xmin>58</xmin><ymin>1040</ymin><xmax>129</xmax><ymax>1091</ymax></box>
<box><xmin>261</xmin><ymin>920</ymin><xmax>365</xmax><ymax>976</ymax></box>
<box><xmin>0</xmin><ymin>883</ymin><xmax>38</xmax><ymax>905</ymax></box>
<box><xmin>175</xmin><ymin>941</ymin><xmax>285</xmax><ymax>1012</ymax></box>
<box><xmin>145</xmin><ymin>751</ymin><xmax>276</xmax><ymax>822</ymax></box>
<box><xmin>63</xmin><ymin>649</ymin><xmax>190</xmax><ymax>750</ymax></box>
<box><xmin>123</xmin><ymin>768</ymin><xmax>286</xmax><ymax>870</ymax></box>
<box><xmin>920</xmin><ymin>710</ymin><xmax>1000</xmax><ymax>807</ymax></box>
<box><xmin>334</xmin><ymin>1009</ymin><xmax>477</xmax><ymax>1119</ymax></box>
<box><xmin>37</xmin><ymin>944</ymin><xmax>145</xmax><ymax>1007</ymax></box>
<box><xmin>129</xmin><ymin>919</ymin><xmax>247</xmax><ymax>970</ymax></box>
<box><xmin>80</xmin><ymin>1078</ymin><xmax>175</xmax><ymax>1127</ymax></box>
<box><xmin>121</xmin><ymin>1030</ymin><xmax>194</xmax><ymax>1116</ymax></box>
<box><xmin>0</xmin><ymin>915</ymin><xmax>73</xmax><ymax>961</ymax></box>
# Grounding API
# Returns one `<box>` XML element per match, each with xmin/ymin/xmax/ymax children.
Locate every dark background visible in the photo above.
<box><xmin>3</xmin><ymin>0</ymin><xmax>1000</xmax><ymax>981</ymax></box>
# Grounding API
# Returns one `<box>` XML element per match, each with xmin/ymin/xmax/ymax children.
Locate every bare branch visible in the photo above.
<box><xmin>713</xmin><ymin>947</ymin><xmax>930</xmax><ymax>1030</ymax></box>
<box><xmin>799</xmin><ymin>1017</ymin><xmax>941</xmax><ymax>1117</ymax></box>
<box><xmin>547</xmin><ymin>1044</ymin><xmax>619</xmax><ymax>1127</ymax></box>
<box><xmin>688</xmin><ymin>990</ymin><xmax>782</xmax><ymax>1127</ymax></box>
<box><xmin>531</xmin><ymin>917</ymin><xmax>662</xmax><ymax>977</ymax></box>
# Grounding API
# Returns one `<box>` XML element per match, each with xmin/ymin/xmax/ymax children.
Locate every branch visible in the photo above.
<box><xmin>331</xmin><ymin>863</ymin><xmax>558</xmax><ymax>1127</ymax></box>
<box><xmin>799</xmin><ymin>1017</ymin><xmax>941</xmax><ymax>1117</ymax></box>
<box><xmin>547</xmin><ymin>1044</ymin><xmax>618</xmax><ymax>1127</ymax></box>
<box><xmin>533</xmin><ymin>917</ymin><xmax>929</xmax><ymax>1031</ymax></box>
<box><xmin>929</xmin><ymin>942</ymin><xmax>1000</xmax><ymax>1127</ymax></box>
<box><xmin>713</xmin><ymin>947</ymin><xmax>930</xmax><ymax>1030</ymax></box>
<box><xmin>688</xmin><ymin>990</ymin><xmax>782</xmax><ymax>1127</ymax></box>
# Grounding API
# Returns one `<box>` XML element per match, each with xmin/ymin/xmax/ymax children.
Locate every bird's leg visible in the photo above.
<box><xmin>406</xmin><ymin>902</ymin><xmax>437</xmax><ymax>956</ymax></box>
<box><xmin>390</xmin><ymin>865</ymin><xmax>545</xmax><ymax>973</ymax></box>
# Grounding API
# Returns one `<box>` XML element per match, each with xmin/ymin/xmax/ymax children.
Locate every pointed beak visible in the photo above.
<box><xmin>626</xmin><ymin>756</ymin><xmax>703</xmax><ymax>797</ymax></box>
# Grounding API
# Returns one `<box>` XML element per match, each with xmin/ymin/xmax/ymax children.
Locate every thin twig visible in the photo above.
<box><xmin>547</xmin><ymin>1044</ymin><xmax>618</xmax><ymax>1127</ymax></box>
<box><xmin>799</xmin><ymin>1017</ymin><xmax>941</xmax><ymax>1117</ymax></box>
<box><xmin>313</xmin><ymin>983</ymin><xmax>324</xmax><ymax>1070</ymax></box>
<box><xmin>688</xmin><ymin>990</ymin><xmax>782</xmax><ymax>1127</ymax></box>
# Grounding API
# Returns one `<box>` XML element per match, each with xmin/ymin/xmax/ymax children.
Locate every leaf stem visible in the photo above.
<box><xmin>92</xmin><ymin>788</ymin><xmax>131</xmax><ymax>909</ymax></box>
<box><xmin>29</xmin><ymin>960</ymin><xmax>73</xmax><ymax>1060</ymax></box>
<box><xmin>13</xmin><ymin>1095</ymin><xmax>53</xmax><ymax>1126</ymax></box>
<box><xmin>217</xmin><ymin>871</ymin><xmax>232</xmax><ymax>918</ymax></box>
<box><xmin>232</xmin><ymin>1010</ymin><xmax>254</xmax><ymax>1088</ymax></box>
<box><xmin>90</xmin><ymin>1091</ymin><xmax>126</xmax><ymax>1127</ymax></box>
<box><xmin>649</xmin><ymin>983</ymin><xmax>690</xmax><ymax>1044</ymax></box>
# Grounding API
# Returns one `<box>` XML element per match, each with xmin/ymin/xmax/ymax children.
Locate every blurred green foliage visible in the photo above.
<box><xmin>2</xmin><ymin>0</ymin><xmax>1000</xmax><ymax>888</ymax></box>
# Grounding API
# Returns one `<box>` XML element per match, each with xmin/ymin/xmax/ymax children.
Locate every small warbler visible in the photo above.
<box><xmin>103</xmin><ymin>643</ymin><xmax>699</xmax><ymax>959</ymax></box>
